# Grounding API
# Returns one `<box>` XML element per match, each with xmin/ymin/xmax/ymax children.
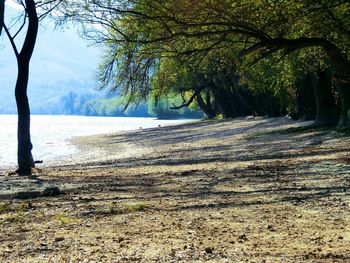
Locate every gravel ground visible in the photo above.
<box><xmin>0</xmin><ymin>117</ymin><xmax>349</xmax><ymax>262</ymax></box>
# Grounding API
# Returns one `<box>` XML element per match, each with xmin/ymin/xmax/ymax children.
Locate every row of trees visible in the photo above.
<box><xmin>60</xmin><ymin>92</ymin><xmax>202</xmax><ymax>118</ymax></box>
<box><xmin>60</xmin><ymin>0</ymin><xmax>349</xmax><ymax>126</ymax></box>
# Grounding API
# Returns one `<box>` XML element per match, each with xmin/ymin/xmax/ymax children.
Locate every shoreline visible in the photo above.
<box><xmin>44</xmin><ymin>117</ymin><xmax>200</xmax><ymax>168</ymax></box>
<box><xmin>42</xmin><ymin>116</ymin><xmax>299</xmax><ymax>169</ymax></box>
<box><xmin>0</xmin><ymin>116</ymin><xmax>349</xmax><ymax>262</ymax></box>
<box><xmin>0</xmin><ymin>116</ymin><xmax>195</xmax><ymax>171</ymax></box>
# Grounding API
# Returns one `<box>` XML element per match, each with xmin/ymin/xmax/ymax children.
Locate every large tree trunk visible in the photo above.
<box><xmin>311</xmin><ymin>70</ymin><xmax>338</xmax><ymax>127</ymax></box>
<box><xmin>16</xmin><ymin>59</ymin><xmax>34</xmax><ymax>175</ymax></box>
<box><xmin>337</xmin><ymin>83</ymin><xmax>350</xmax><ymax>128</ymax></box>
<box><xmin>15</xmin><ymin>0</ymin><xmax>38</xmax><ymax>175</ymax></box>
<box><xmin>196</xmin><ymin>91</ymin><xmax>217</xmax><ymax>119</ymax></box>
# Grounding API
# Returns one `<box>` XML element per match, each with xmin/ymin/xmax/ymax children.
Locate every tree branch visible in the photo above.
<box><xmin>170</xmin><ymin>87</ymin><xmax>205</xmax><ymax>109</ymax></box>
<box><xmin>3</xmin><ymin>24</ymin><xmax>19</xmax><ymax>57</ymax></box>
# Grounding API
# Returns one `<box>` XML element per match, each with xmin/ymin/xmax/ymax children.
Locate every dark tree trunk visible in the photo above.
<box><xmin>212</xmin><ymin>88</ymin><xmax>238</xmax><ymax>118</ymax></box>
<box><xmin>0</xmin><ymin>0</ymin><xmax>4</xmax><ymax>36</ymax></box>
<box><xmin>15</xmin><ymin>0</ymin><xmax>38</xmax><ymax>175</ymax></box>
<box><xmin>211</xmin><ymin>75</ymin><xmax>239</xmax><ymax>118</ymax></box>
<box><xmin>311</xmin><ymin>70</ymin><xmax>338</xmax><ymax>127</ymax></box>
<box><xmin>15</xmin><ymin>59</ymin><xmax>35</xmax><ymax>175</ymax></box>
<box><xmin>236</xmin><ymin>91</ymin><xmax>256</xmax><ymax>116</ymax></box>
<box><xmin>292</xmin><ymin>74</ymin><xmax>316</xmax><ymax>120</ymax></box>
<box><xmin>253</xmin><ymin>92</ymin><xmax>281</xmax><ymax>117</ymax></box>
<box><xmin>196</xmin><ymin>91</ymin><xmax>216</xmax><ymax>119</ymax></box>
<box><xmin>337</xmin><ymin>83</ymin><xmax>350</xmax><ymax>128</ymax></box>
<box><xmin>231</xmin><ymin>80</ymin><xmax>257</xmax><ymax>117</ymax></box>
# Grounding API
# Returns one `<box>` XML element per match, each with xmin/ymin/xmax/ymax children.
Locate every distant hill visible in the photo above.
<box><xmin>0</xmin><ymin>20</ymin><xmax>101</xmax><ymax>114</ymax></box>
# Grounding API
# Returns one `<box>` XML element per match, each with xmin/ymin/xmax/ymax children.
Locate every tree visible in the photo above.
<box><xmin>3</xmin><ymin>0</ymin><xmax>38</xmax><ymax>174</ymax></box>
<box><xmin>3</xmin><ymin>0</ymin><xmax>61</xmax><ymax>175</ymax></box>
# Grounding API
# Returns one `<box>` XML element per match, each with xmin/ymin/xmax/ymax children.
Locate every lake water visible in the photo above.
<box><xmin>0</xmin><ymin>115</ymin><xmax>191</xmax><ymax>168</ymax></box>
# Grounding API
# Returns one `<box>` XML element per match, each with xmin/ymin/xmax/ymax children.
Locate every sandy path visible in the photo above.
<box><xmin>0</xmin><ymin>117</ymin><xmax>349</xmax><ymax>262</ymax></box>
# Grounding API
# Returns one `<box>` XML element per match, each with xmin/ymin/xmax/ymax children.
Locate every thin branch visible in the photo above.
<box><xmin>3</xmin><ymin>24</ymin><xmax>19</xmax><ymax>57</ymax></box>
<box><xmin>13</xmin><ymin>12</ymin><xmax>27</xmax><ymax>39</ymax></box>
<box><xmin>38</xmin><ymin>0</ymin><xmax>64</xmax><ymax>20</ymax></box>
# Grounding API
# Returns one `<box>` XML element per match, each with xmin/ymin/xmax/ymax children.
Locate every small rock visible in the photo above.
<box><xmin>54</xmin><ymin>237</ymin><xmax>65</xmax><ymax>242</ymax></box>
<box><xmin>42</xmin><ymin>187</ymin><xmax>61</xmax><ymax>197</ymax></box>
<box><xmin>267</xmin><ymin>224</ymin><xmax>276</xmax><ymax>231</ymax></box>
<box><xmin>238</xmin><ymin>233</ymin><xmax>248</xmax><ymax>242</ymax></box>
<box><xmin>180</xmin><ymin>171</ymin><xmax>191</xmax><ymax>176</ymax></box>
<box><xmin>205</xmin><ymin>247</ymin><xmax>213</xmax><ymax>254</ymax></box>
<box><xmin>39</xmin><ymin>243</ymin><xmax>48</xmax><ymax>251</ymax></box>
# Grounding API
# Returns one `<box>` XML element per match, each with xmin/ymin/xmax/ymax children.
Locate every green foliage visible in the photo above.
<box><xmin>125</xmin><ymin>203</ymin><xmax>147</xmax><ymax>213</ymax></box>
<box><xmin>55</xmin><ymin>213</ymin><xmax>79</xmax><ymax>225</ymax></box>
<box><xmin>0</xmin><ymin>213</ymin><xmax>23</xmax><ymax>224</ymax></box>
<box><xmin>62</xmin><ymin>0</ymin><xmax>350</xmax><ymax>123</ymax></box>
<box><xmin>0</xmin><ymin>201</ymin><xmax>31</xmax><ymax>225</ymax></box>
<box><xmin>55</xmin><ymin>91</ymin><xmax>203</xmax><ymax>119</ymax></box>
<box><xmin>147</xmin><ymin>95</ymin><xmax>203</xmax><ymax>119</ymax></box>
<box><xmin>0</xmin><ymin>202</ymin><xmax>11</xmax><ymax>213</ymax></box>
<box><xmin>107</xmin><ymin>202</ymin><xmax>148</xmax><ymax>215</ymax></box>
<box><xmin>0</xmin><ymin>201</ymin><xmax>31</xmax><ymax>214</ymax></box>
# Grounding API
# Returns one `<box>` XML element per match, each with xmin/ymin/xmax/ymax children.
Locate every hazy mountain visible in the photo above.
<box><xmin>0</xmin><ymin>19</ymin><xmax>102</xmax><ymax>114</ymax></box>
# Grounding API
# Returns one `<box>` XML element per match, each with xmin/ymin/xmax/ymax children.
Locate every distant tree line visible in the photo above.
<box><xmin>30</xmin><ymin>91</ymin><xmax>203</xmax><ymax>119</ymax></box>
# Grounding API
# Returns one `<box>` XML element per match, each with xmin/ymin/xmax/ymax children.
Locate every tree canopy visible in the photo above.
<box><xmin>61</xmin><ymin>0</ymin><xmax>349</xmax><ymax>126</ymax></box>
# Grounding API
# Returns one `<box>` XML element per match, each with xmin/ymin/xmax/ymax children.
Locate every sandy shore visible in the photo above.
<box><xmin>0</xmin><ymin>117</ymin><xmax>349</xmax><ymax>262</ymax></box>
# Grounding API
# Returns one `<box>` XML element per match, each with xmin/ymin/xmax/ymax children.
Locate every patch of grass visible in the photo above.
<box><xmin>214</xmin><ymin>114</ymin><xmax>224</xmax><ymax>120</ymax></box>
<box><xmin>55</xmin><ymin>213</ymin><xmax>79</xmax><ymax>225</ymax></box>
<box><xmin>242</xmin><ymin>130</ymin><xmax>278</xmax><ymax>140</ymax></box>
<box><xmin>242</xmin><ymin>132</ymin><xmax>266</xmax><ymax>140</ymax></box>
<box><xmin>108</xmin><ymin>205</ymin><xmax>123</xmax><ymax>215</ymax></box>
<box><xmin>107</xmin><ymin>202</ymin><xmax>148</xmax><ymax>215</ymax></box>
<box><xmin>0</xmin><ymin>202</ymin><xmax>11</xmax><ymax>213</ymax></box>
<box><xmin>0</xmin><ymin>201</ymin><xmax>32</xmax><ymax>214</ymax></box>
<box><xmin>125</xmin><ymin>203</ymin><xmax>147</xmax><ymax>213</ymax></box>
<box><xmin>15</xmin><ymin>201</ymin><xmax>32</xmax><ymax>212</ymax></box>
<box><xmin>0</xmin><ymin>212</ymin><xmax>23</xmax><ymax>224</ymax></box>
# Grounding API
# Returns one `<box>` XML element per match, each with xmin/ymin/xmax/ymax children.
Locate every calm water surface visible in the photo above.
<box><xmin>0</xmin><ymin>115</ymin><xmax>192</xmax><ymax>168</ymax></box>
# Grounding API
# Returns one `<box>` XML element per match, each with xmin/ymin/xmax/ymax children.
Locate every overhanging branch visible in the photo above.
<box><xmin>170</xmin><ymin>86</ymin><xmax>205</xmax><ymax>110</ymax></box>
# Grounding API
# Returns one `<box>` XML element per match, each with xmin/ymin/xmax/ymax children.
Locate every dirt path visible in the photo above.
<box><xmin>0</xmin><ymin>117</ymin><xmax>349</xmax><ymax>262</ymax></box>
